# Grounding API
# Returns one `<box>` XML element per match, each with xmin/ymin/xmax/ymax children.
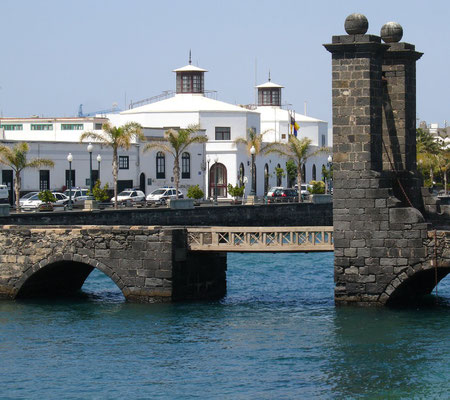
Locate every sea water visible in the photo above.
<box><xmin>0</xmin><ymin>252</ymin><xmax>449</xmax><ymax>399</ymax></box>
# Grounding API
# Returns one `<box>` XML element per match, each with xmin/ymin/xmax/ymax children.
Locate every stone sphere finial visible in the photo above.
<box><xmin>344</xmin><ymin>13</ymin><xmax>369</xmax><ymax>35</ymax></box>
<box><xmin>380</xmin><ymin>22</ymin><xmax>403</xmax><ymax>43</ymax></box>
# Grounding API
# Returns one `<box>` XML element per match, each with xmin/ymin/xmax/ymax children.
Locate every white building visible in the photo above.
<box><xmin>0</xmin><ymin>60</ymin><xmax>329</xmax><ymax>202</ymax></box>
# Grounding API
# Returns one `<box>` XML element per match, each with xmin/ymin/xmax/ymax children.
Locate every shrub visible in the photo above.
<box><xmin>88</xmin><ymin>180</ymin><xmax>110</xmax><ymax>202</ymax></box>
<box><xmin>187</xmin><ymin>184</ymin><xmax>204</xmax><ymax>200</ymax></box>
<box><xmin>227</xmin><ymin>183</ymin><xmax>245</xmax><ymax>198</ymax></box>
<box><xmin>308</xmin><ymin>180</ymin><xmax>325</xmax><ymax>194</ymax></box>
<box><xmin>38</xmin><ymin>190</ymin><xmax>56</xmax><ymax>203</ymax></box>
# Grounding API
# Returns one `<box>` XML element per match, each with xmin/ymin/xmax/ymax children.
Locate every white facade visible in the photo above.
<box><xmin>0</xmin><ymin>62</ymin><xmax>329</xmax><ymax>200</ymax></box>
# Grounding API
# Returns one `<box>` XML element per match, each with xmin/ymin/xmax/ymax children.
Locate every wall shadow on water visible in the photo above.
<box><xmin>323</xmin><ymin>289</ymin><xmax>450</xmax><ymax>398</ymax></box>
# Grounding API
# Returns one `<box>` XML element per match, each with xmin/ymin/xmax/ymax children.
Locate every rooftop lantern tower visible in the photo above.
<box><xmin>174</xmin><ymin>51</ymin><xmax>208</xmax><ymax>95</ymax></box>
<box><xmin>256</xmin><ymin>72</ymin><xmax>284</xmax><ymax>107</ymax></box>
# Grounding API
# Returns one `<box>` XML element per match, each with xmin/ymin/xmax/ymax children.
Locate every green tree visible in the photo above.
<box><xmin>266</xmin><ymin>136</ymin><xmax>329</xmax><ymax>202</ymax></box>
<box><xmin>38</xmin><ymin>190</ymin><xmax>56</xmax><ymax>204</ymax></box>
<box><xmin>80</xmin><ymin>122</ymin><xmax>144</xmax><ymax>209</ymax></box>
<box><xmin>227</xmin><ymin>183</ymin><xmax>245</xmax><ymax>199</ymax></box>
<box><xmin>187</xmin><ymin>184</ymin><xmax>204</xmax><ymax>200</ymax></box>
<box><xmin>143</xmin><ymin>125</ymin><xmax>207</xmax><ymax>199</ymax></box>
<box><xmin>416</xmin><ymin>128</ymin><xmax>440</xmax><ymax>185</ymax></box>
<box><xmin>285</xmin><ymin>160</ymin><xmax>297</xmax><ymax>187</ymax></box>
<box><xmin>234</xmin><ymin>128</ymin><xmax>271</xmax><ymax>156</ymax></box>
<box><xmin>88</xmin><ymin>180</ymin><xmax>110</xmax><ymax>202</ymax></box>
<box><xmin>0</xmin><ymin>142</ymin><xmax>54</xmax><ymax>211</ymax></box>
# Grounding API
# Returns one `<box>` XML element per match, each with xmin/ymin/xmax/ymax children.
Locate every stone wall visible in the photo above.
<box><xmin>0</xmin><ymin>203</ymin><xmax>333</xmax><ymax>227</ymax></box>
<box><xmin>0</xmin><ymin>225</ymin><xmax>226</xmax><ymax>303</ymax></box>
<box><xmin>324</xmin><ymin>14</ymin><xmax>450</xmax><ymax>305</ymax></box>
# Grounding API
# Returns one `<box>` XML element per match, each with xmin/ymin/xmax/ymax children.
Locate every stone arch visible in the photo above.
<box><xmin>14</xmin><ymin>253</ymin><xmax>126</xmax><ymax>299</ymax></box>
<box><xmin>381</xmin><ymin>261</ymin><xmax>450</xmax><ymax>306</ymax></box>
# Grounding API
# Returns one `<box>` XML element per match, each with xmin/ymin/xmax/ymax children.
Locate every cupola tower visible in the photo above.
<box><xmin>256</xmin><ymin>72</ymin><xmax>284</xmax><ymax>106</ymax></box>
<box><xmin>173</xmin><ymin>51</ymin><xmax>208</xmax><ymax>94</ymax></box>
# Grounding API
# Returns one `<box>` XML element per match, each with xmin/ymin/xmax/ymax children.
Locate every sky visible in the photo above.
<box><xmin>1</xmin><ymin>0</ymin><xmax>449</xmax><ymax>127</ymax></box>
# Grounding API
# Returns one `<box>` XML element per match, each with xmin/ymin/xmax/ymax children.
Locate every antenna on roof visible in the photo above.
<box><xmin>189</xmin><ymin>49</ymin><xmax>192</xmax><ymax>65</ymax></box>
<box><xmin>268</xmin><ymin>70</ymin><xmax>271</xmax><ymax>82</ymax></box>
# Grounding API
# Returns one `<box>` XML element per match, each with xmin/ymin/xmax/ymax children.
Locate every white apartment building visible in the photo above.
<box><xmin>0</xmin><ymin>60</ymin><xmax>329</xmax><ymax>202</ymax></box>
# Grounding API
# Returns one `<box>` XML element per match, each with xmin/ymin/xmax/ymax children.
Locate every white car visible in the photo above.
<box><xmin>146</xmin><ymin>187</ymin><xmax>183</xmax><ymax>204</ymax></box>
<box><xmin>63</xmin><ymin>188</ymin><xmax>90</xmax><ymax>205</ymax></box>
<box><xmin>112</xmin><ymin>189</ymin><xmax>146</xmax><ymax>204</ymax></box>
<box><xmin>21</xmin><ymin>192</ymin><xmax>69</xmax><ymax>210</ymax></box>
<box><xmin>0</xmin><ymin>184</ymin><xmax>10</xmax><ymax>204</ymax></box>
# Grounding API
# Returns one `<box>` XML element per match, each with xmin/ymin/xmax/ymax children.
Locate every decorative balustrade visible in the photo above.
<box><xmin>187</xmin><ymin>226</ymin><xmax>334</xmax><ymax>252</ymax></box>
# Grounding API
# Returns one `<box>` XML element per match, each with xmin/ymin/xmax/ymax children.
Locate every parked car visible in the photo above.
<box><xmin>112</xmin><ymin>189</ymin><xmax>146</xmax><ymax>205</ymax></box>
<box><xmin>267</xmin><ymin>187</ymin><xmax>299</xmax><ymax>203</ymax></box>
<box><xmin>267</xmin><ymin>186</ymin><xmax>284</xmax><ymax>198</ymax></box>
<box><xmin>63</xmin><ymin>188</ymin><xmax>90</xmax><ymax>205</ymax></box>
<box><xmin>21</xmin><ymin>192</ymin><xmax>69</xmax><ymax>211</ymax></box>
<box><xmin>146</xmin><ymin>187</ymin><xmax>184</xmax><ymax>204</ymax></box>
<box><xmin>19</xmin><ymin>192</ymin><xmax>39</xmax><ymax>207</ymax></box>
<box><xmin>0</xmin><ymin>185</ymin><xmax>9</xmax><ymax>204</ymax></box>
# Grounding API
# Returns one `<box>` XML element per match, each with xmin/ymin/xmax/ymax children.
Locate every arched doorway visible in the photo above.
<box><xmin>209</xmin><ymin>163</ymin><xmax>227</xmax><ymax>198</ymax></box>
<box><xmin>139</xmin><ymin>173</ymin><xmax>146</xmax><ymax>194</ymax></box>
<box><xmin>264</xmin><ymin>164</ymin><xmax>269</xmax><ymax>195</ymax></box>
<box><xmin>302</xmin><ymin>164</ymin><xmax>306</xmax><ymax>183</ymax></box>
<box><xmin>276</xmin><ymin>163</ymin><xmax>282</xmax><ymax>187</ymax></box>
<box><xmin>312</xmin><ymin>164</ymin><xmax>316</xmax><ymax>181</ymax></box>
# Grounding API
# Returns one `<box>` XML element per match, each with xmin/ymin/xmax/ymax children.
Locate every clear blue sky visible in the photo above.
<box><xmin>1</xmin><ymin>0</ymin><xmax>449</xmax><ymax>127</ymax></box>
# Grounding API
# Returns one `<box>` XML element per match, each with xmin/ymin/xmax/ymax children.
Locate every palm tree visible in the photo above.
<box><xmin>80</xmin><ymin>122</ymin><xmax>144</xmax><ymax>208</ymax></box>
<box><xmin>266</xmin><ymin>136</ymin><xmax>329</xmax><ymax>202</ymax></box>
<box><xmin>0</xmin><ymin>142</ymin><xmax>55</xmax><ymax>211</ymax></box>
<box><xmin>416</xmin><ymin>128</ymin><xmax>440</xmax><ymax>185</ymax></box>
<box><xmin>143</xmin><ymin>124</ymin><xmax>207</xmax><ymax>199</ymax></box>
<box><xmin>234</xmin><ymin>128</ymin><xmax>272</xmax><ymax>157</ymax></box>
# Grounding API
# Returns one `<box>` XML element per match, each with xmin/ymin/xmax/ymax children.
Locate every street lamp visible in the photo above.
<box><xmin>67</xmin><ymin>153</ymin><xmax>73</xmax><ymax>210</ymax></box>
<box><xmin>214</xmin><ymin>157</ymin><xmax>219</xmax><ymax>205</ymax></box>
<box><xmin>87</xmin><ymin>143</ymin><xmax>93</xmax><ymax>194</ymax></box>
<box><xmin>206</xmin><ymin>156</ymin><xmax>211</xmax><ymax>199</ymax></box>
<box><xmin>97</xmin><ymin>154</ymin><xmax>102</xmax><ymax>182</ymax></box>
<box><xmin>327</xmin><ymin>155</ymin><xmax>333</xmax><ymax>195</ymax></box>
<box><xmin>250</xmin><ymin>145</ymin><xmax>256</xmax><ymax>196</ymax></box>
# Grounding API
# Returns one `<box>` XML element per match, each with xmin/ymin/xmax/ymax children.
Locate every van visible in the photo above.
<box><xmin>0</xmin><ymin>185</ymin><xmax>9</xmax><ymax>204</ymax></box>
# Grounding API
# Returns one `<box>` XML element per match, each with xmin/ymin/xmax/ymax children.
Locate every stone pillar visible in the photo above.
<box><xmin>381</xmin><ymin>22</ymin><xmax>423</xmax><ymax>208</ymax></box>
<box><xmin>324</xmin><ymin>14</ymin><xmax>432</xmax><ymax>306</ymax></box>
<box><xmin>324</xmin><ymin>14</ymin><xmax>387</xmax><ymax>177</ymax></box>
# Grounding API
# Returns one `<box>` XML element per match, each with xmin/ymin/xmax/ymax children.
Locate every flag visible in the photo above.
<box><xmin>290</xmin><ymin>111</ymin><xmax>300</xmax><ymax>137</ymax></box>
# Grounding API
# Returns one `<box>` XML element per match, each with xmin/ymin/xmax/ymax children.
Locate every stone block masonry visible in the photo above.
<box><xmin>0</xmin><ymin>225</ymin><xmax>226</xmax><ymax>303</ymax></box>
<box><xmin>325</xmin><ymin>14</ymin><xmax>449</xmax><ymax>305</ymax></box>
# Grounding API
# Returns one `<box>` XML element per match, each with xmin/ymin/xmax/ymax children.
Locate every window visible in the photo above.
<box><xmin>322</xmin><ymin>135</ymin><xmax>326</xmax><ymax>147</ymax></box>
<box><xmin>258</xmin><ymin>88</ymin><xmax>281</xmax><ymax>106</ymax></box>
<box><xmin>0</xmin><ymin>124</ymin><xmax>22</xmax><ymax>130</ymax></box>
<box><xmin>182</xmin><ymin>152</ymin><xmax>190</xmax><ymax>179</ymax></box>
<box><xmin>215</xmin><ymin>127</ymin><xmax>231</xmax><ymax>140</ymax></box>
<box><xmin>39</xmin><ymin>170</ymin><xmax>50</xmax><ymax>191</ymax></box>
<box><xmin>156</xmin><ymin>152</ymin><xmax>165</xmax><ymax>179</ymax></box>
<box><xmin>31</xmin><ymin>124</ymin><xmax>53</xmax><ymax>130</ymax></box>
<box><xmin>119</xmin><ymin>156</ymin><xmax>129</xmax><ymax>169</ymax></box>
<box><xmin>239</xmin><ymin>163</ymin><xmax>245</xmax><ymax>187</ymax></box>
<box><xmin>95</xmin><ymin>123</ymin><xmax>103</xmax><ymax>130</ymax></box>
<box><xmin>176</xmin><ymin>72</ymin><xmax>204</xmax><ymax>93</ymax></box>
<box><xmin>312</xmin><ymin>164</ymin><xmax>317</xmax><ymax>181</ymax></box>
<box><xmin>61</xmin><ymin>124</ymin><xmax>84</xmax><ymax>130</ymax></box>
<box><xmin>264</xmin><ymin>164</ymin><xmax>269</xmax><ymax>195</ymax></box>
<box><xmin>276</xmin><ymin>163</ymin><xmax>282</xmax><ymax>186</ymax></box>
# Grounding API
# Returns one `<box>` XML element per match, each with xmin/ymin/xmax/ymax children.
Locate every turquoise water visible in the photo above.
<box><xmin>0</xmin><ymin>252</ymin><xmax>449</xmax><ymax>399</ymax></box>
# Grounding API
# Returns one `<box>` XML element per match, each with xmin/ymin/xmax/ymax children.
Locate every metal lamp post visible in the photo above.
<box><xmin>97</xmin><ymin>154</ymin><xmax>102</xmax><ymax>183</ymax></box>
<box><xmin>87</xmin><ymin>143</ymin><xmax>93</xmax><ymax>195</ymax></box>
<box><xmin>327</xmin><ymin>155</ymin><xmax>333</xmax><ymax>195</ymax></box>
<box><xmin>214</xmin><ymin>157</ymin><xmax>218</xmax><ymax>205</ymax></box>
<box><xmin>250</xmin><ymin>145</ymin><xmax>256</xmax><ymax>196</ymax></box>
<box><xmin>206</xmin><ymin>156</ymin><xmax>211</xmax><ymax>200</ymax></box>
<box><xmin>67</xmin><ymin>153</ymin><xmax>73</xmax><ymax>210</ymax></box>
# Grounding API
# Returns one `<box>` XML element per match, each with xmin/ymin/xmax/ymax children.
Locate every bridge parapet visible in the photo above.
<box><xmin>187</xmin><ymin>226</ymin><xmax>334</xmax><ymax>252</ymax></box>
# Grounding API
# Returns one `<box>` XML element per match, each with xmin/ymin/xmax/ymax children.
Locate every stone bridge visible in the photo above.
<box><xmin>0</xmin><ymin>225</ymin><xmax>226</xmax><ymax>303</ymax></box>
